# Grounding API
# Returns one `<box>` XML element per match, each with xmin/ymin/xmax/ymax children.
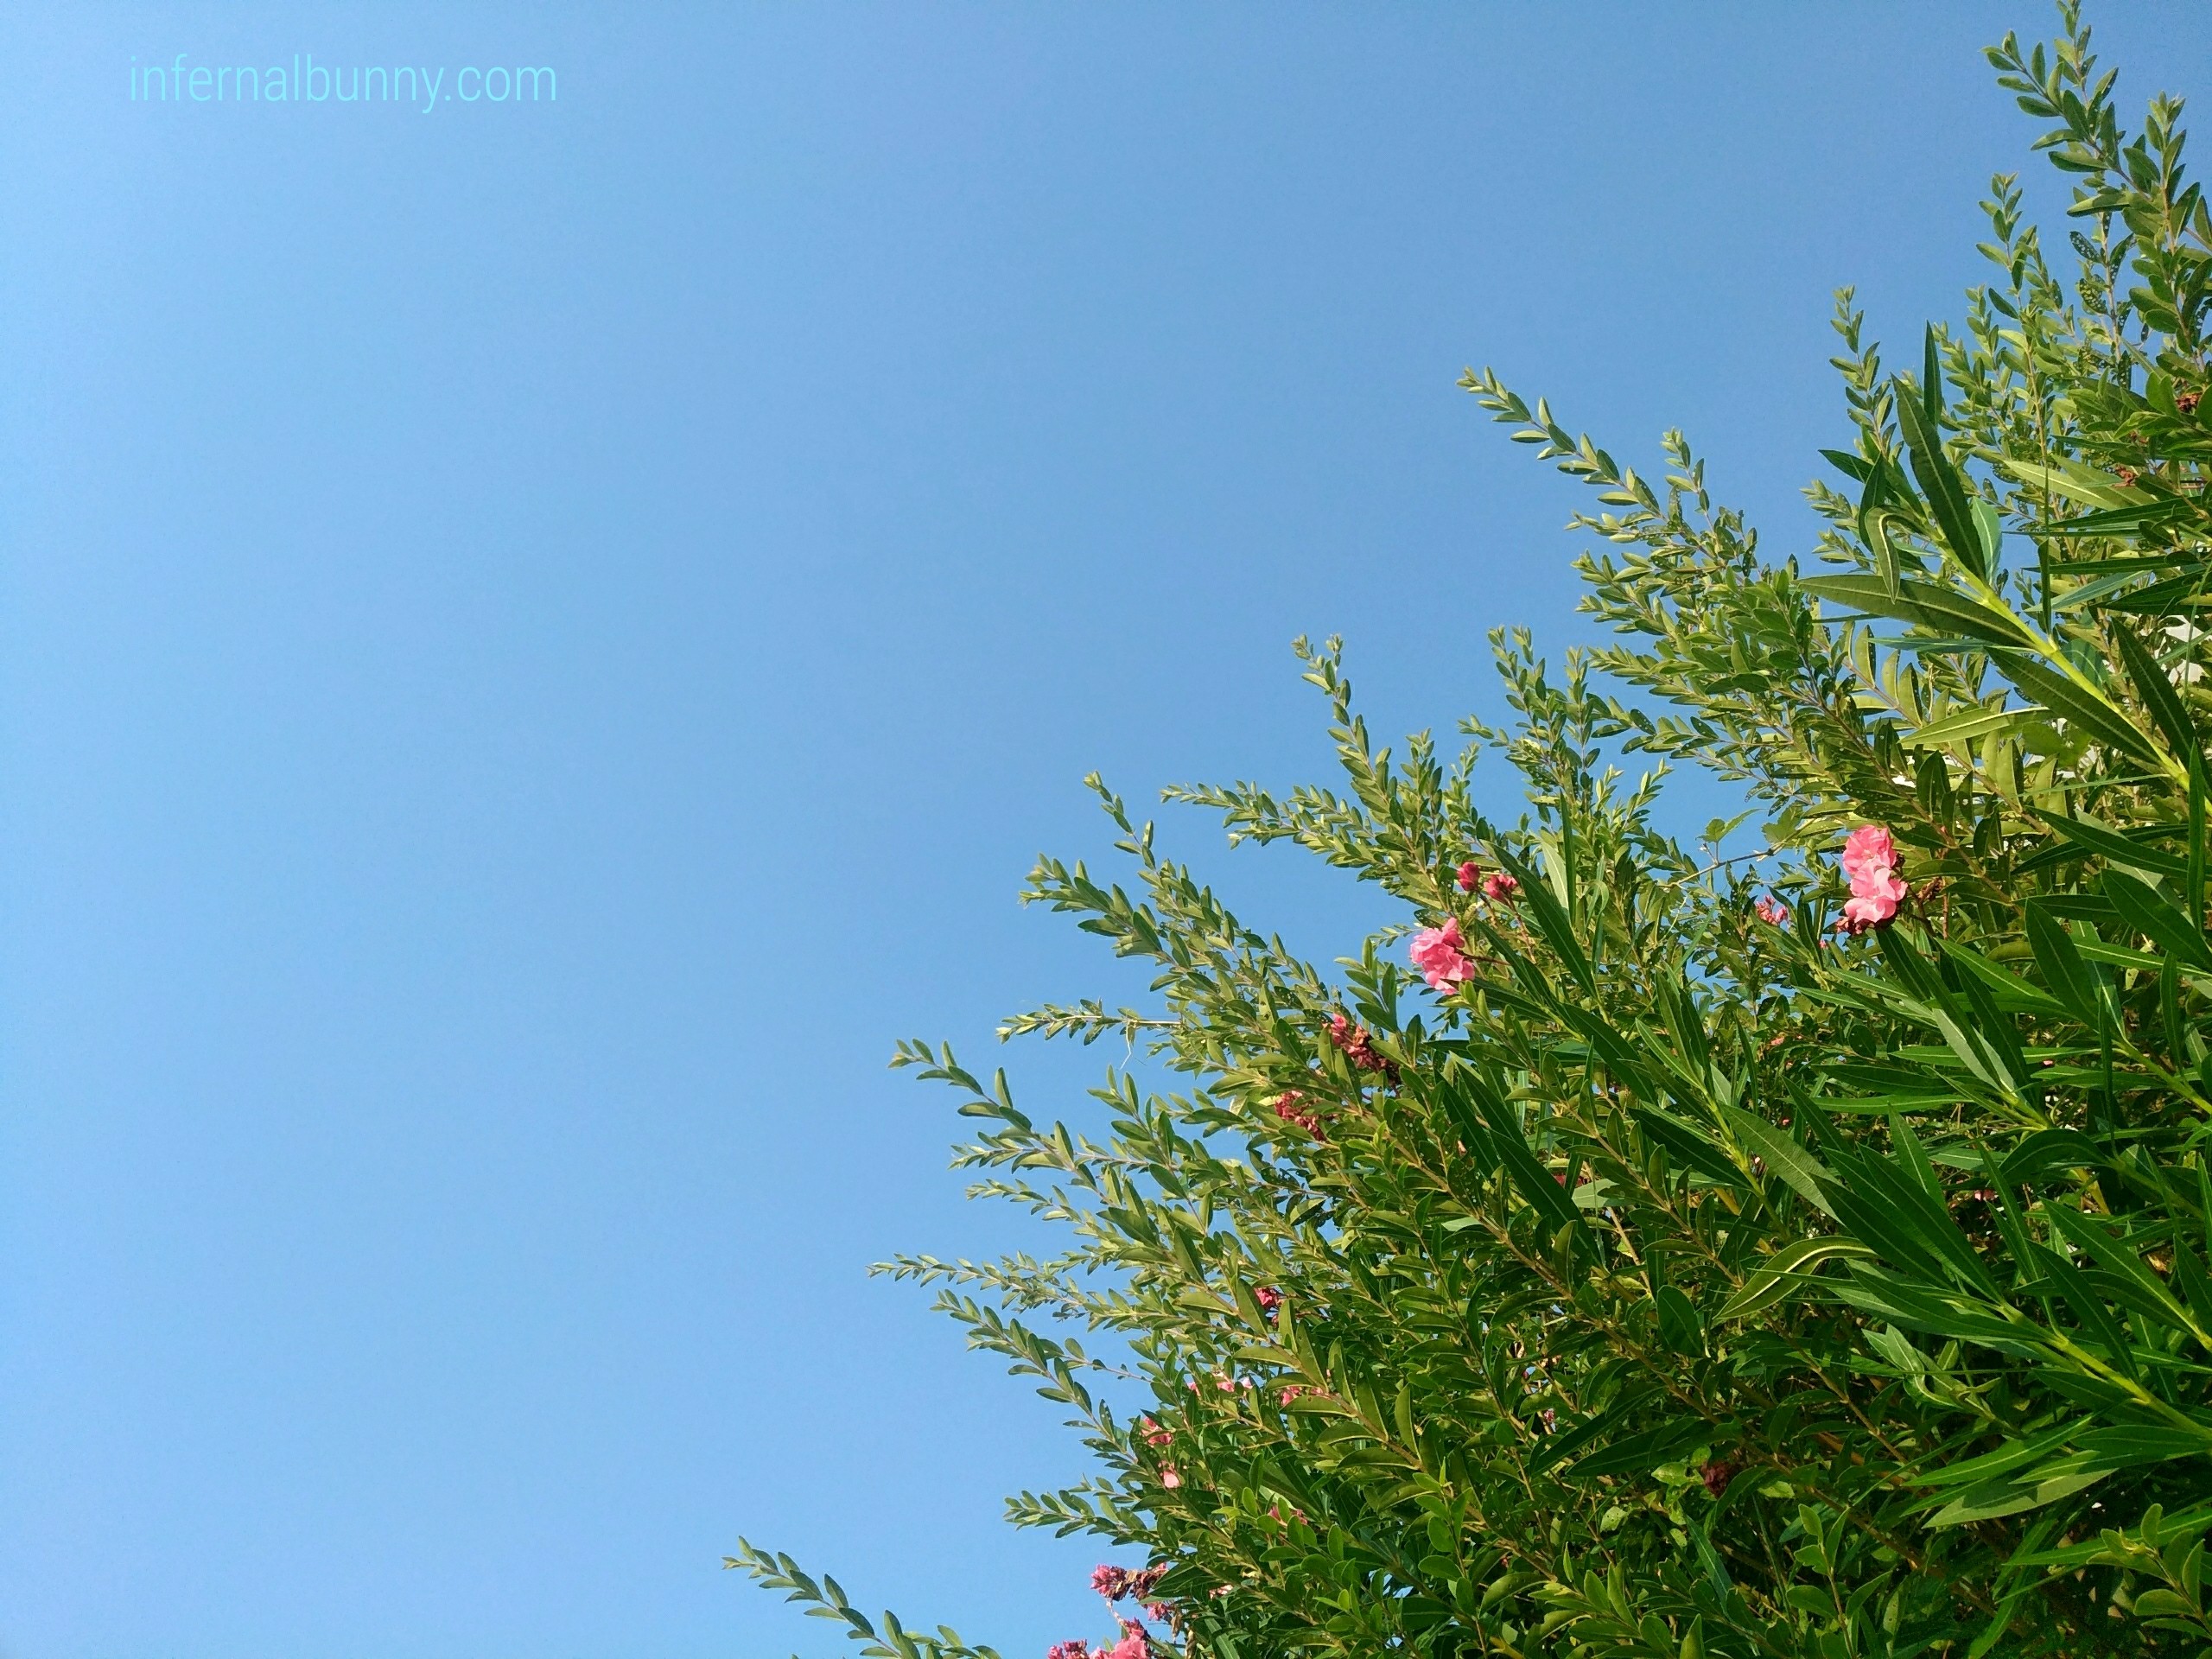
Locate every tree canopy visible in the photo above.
<box><xmin>736</xmin><ymin>7</ymin><xmax>2212</xmax><ymax>1653</ymax></box>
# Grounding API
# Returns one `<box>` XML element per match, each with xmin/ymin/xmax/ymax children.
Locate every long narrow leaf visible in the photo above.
<box><xmin>1802</xmin><ymin>574</ymin><xmax>2037</xmax><ymax>648</ymax></box>
<box><xmin>1719</xmin><ymin>1104</ymin><xmax>1837</xmax><ymax>1217</ymax></box>
<box><xmin>1992</xmin><ymin>650</ymin><xmax>2165</xmax><ymax>769</ymax></box>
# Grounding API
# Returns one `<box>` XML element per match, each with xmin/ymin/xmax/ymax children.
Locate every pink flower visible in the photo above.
<box><xmin>1253</xmin><ymin>1286</ymin><xmax>1282</xmax><ymax>1315</ymax></box>
<box><xmin>1106</xmin><ymin>1624</ymin><xmax>1148</xmax><ymax>1659</ymax></box>
<box><xmin>1280</xmin><ymin>1383</ymin><xmax>1307</xmax><ymax>1405</ymax></box>
<box><xmin>1483</xmin><ymin>872</ymin><xmax>1520</xmax><ymax>902</ymax></box>
<box><xmin>1455</xmin><ymin>861</ymin><xmax>1480</xmax><ymax>892</ymax></box>
<box><xmin>1835</xmin><ymin>891</ymin><xmax>1898</xmax><ymax>934</ymax></box>
<box><xmin>1047</xmin><ymin>1643</ymin><xmax>1090</xmax><ymax>1659</ymax></box>
<box><xmin>1835</xmin><ymin>824</ymin><xmax>1908</xmax><ymax>932</ymax></box>
<box><xmin>1144</xmin><ymin>1602</ymin><xmax>1173</xmax><ymax>1624</ymax></box>
<box><xmin>1092</xmin><ymin>1566</ymin><xmax>1131</xmax><ymax>1601</ymax></box>
<box><xmin>1754</xmin><ymin>896</ymin><xmax>1789</xmax><ymax>925</ymax></box>
<box><xmin>1138</xmin><ymin>1415</ymin><xmax>1173</xmax><ymax>1447</ymax></box>
<box><xmin>1408</xmin><ymin>917</ymin><xmax>1475</xmax><ymax>993</ymax></box>
<box><xmin>1856</xmin><ymin>864</ymin><xmax>1909</xmax><ymax>905</ymax></box>
<box><xmin>1159</xmin><ymin>1465</ymin><xmax>1182</xmax><ymax>1489</ymax></box>
<box><xmin>1840</xmin><ymin>825</ymin><xmax>1900</xmax><ymax>888</ymax></box>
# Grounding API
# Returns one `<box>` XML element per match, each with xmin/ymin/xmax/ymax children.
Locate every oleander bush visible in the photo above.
<box><xmin>734</xmin><ymin>7</ymin><xmax>2212</xmax><ymax>1653</ymax></box>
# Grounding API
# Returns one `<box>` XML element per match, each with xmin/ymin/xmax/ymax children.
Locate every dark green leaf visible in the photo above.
<box><xmin>2030</xmin><ymin>810</ymin><xmax>2189</xmax><ymax>878</ymax></box>
<box><xmin>1991</xmin><ymin>651</ymin><xmax>2164</xmax><ymax>768</ymax></box>
<box><xmin>2105</xmin><ymin>868</ymin><xmax>2212</xmax><ymax>968</ymax></box>
<box><xmin>1896</xmin><ymin>354</ymin><xmax>1992</xmax><ymax>581</ymax></box>
<box><xmin>2025</xmin><ymin>901</ymin><xmax>2107</xmax><ymax>1027</ymax></box>
<box><xmin>2113</xmin><ymin>620</ymin><xmax>2198</xmax><ymax>761</ymax></box>
<box><xmin>1802</xmin><ymin>574</ymin><xmax>2037</xmax><ymax>648</ymax></box>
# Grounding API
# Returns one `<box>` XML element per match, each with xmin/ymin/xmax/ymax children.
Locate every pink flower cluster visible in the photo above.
<box><xmin>1754</xmin><ymin>896</ymin><xmax>1789</xmax><ymax>925</ymax></box>
<box><xmin>1049</xmin><ymin>1635</ymin><xmax>1147</xmax><ymax>1659</ymax></box>
<box><xmin>1270</xmin><ymin>1090</ymin><xmax>1324</xmax><ymax>1138</ymax></box>
<box><xmin>1058</xmin><ymin>1569</ymin><xmax>1169</xmax><ymax>1657</ymax></box>
<box><xmin>1093</xmin><ymin>1565</ymin><xmax>1167</xmax><ymax>1604</ymax></box>
<box><xmin>1408</xmin><ymin>918</ymin><xmax>1475</xmax><ymax>993</ymax></box>
<box><xmin>1253</xmin><ymin>1286</ymin><xmax>1282</xmax><ymax>1315</ymax></box>
<box><xmin>1325</xmin><ymin>1013</ymin><xmax>1393</xmax><ymax>1076</ymax></box>
<box><xmin>1835</xmin><ymin>825</ymin><xmax>1909</xmax><ymax>936</ymax></box>
<box><xmin>1187</xmin><ymin>1371</ymin><xmax>1254</xmax><ymax>1395</ymax></box>
<box><xmin>1455</xmin><ymin>861</ymin><xmax>1519</xmax><ymax>903</ymax></box>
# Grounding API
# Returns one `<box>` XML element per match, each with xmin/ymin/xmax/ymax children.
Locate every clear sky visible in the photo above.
<box><xmin>4</xmin><ymin>5</ymin><xmax>2209</xmax><ymax>1657</ymax></box>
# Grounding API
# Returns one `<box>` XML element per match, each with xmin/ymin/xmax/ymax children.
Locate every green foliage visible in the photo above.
<box><xmin>731</xmin><ymin>7</ymin><xmax>2212</xmax><ymax>1654</ymax></box>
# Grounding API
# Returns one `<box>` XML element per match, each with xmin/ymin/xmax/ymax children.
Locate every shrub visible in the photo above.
<box><xmin>734</xmin><ymin>7</ymin><xmax>2212</xmax><ymax>1653</ymax></box>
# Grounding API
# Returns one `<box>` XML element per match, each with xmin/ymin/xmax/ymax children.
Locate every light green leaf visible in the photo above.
<box><xmin>1719</xmin><ymin>1105</ymin><xmax>1836</xmax><ymax>1217</ymax></box>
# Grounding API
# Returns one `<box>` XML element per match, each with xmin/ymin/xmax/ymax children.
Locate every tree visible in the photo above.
<box><xmin>734</xmin><ymin>6</ymin><xmax>2212</xmax><ymax>1652</ymax></box>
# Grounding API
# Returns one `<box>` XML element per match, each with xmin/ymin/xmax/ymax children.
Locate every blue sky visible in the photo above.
<box><xmin>4</xmin><ymin>4</ymin><xmax>2209</xmax><ymax>1657</ymax></box>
